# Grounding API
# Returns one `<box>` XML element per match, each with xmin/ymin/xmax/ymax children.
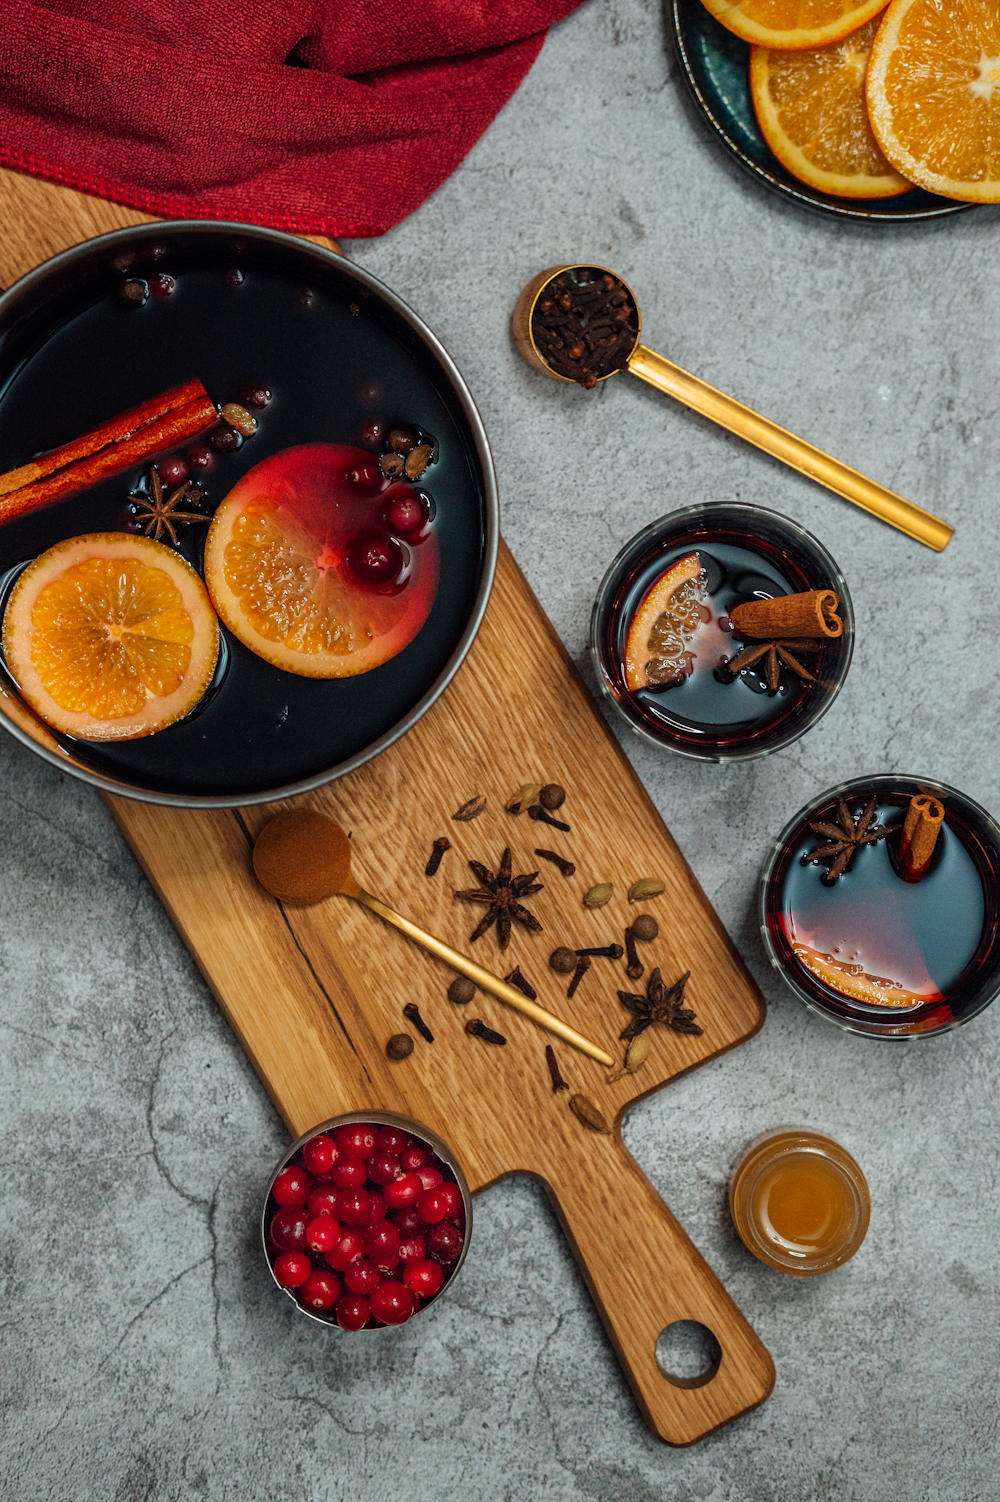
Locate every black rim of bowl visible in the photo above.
<box><xmin>0</xmin><ymin>222</ymin><xmax>499</xmax><ymax>810</ymax></box>
<box><xmin>669</xmin><ymin>0</ymin><xmax>976</xmax><ymax>225</ymax></box>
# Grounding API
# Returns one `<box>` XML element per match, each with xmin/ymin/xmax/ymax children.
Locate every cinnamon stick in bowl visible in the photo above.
<box><xmin>729</xmin><ymin>589</ymin><xmax>842</xmax><ymax>640</ymax></box>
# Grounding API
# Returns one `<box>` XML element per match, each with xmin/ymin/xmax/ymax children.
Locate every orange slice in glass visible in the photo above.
<box><xmin>792</xmin><ymin>943</ymin><xmax>931</xmax><ymax>1006</ymax></box>
<box><xmin>203</xmin><ymin>444</ymin><xmax>440</xmax><ymax>679</ymax></box>
<box><xmin>624</xmin><ymin>552</ymin><xmax>708</xmax><ymax>692</ymax></box>
<box><xmin>2</xmin><ymin>532</ymin><xmax>219</xmax><ymax>741</ymax></box>
<box><xmin>866</xmin><ymin>0</ymin><xmax>1000</xmax><ymax>202</ymax></box>
<box><xmin>751</xmin><ymin>17</ymin><xmax>909</xmax><ymax>198</ymax></box>
<box><xmin>698</xmin><ymin>0</ymin><xmax>888</xmax><ymax>51</ymax></box>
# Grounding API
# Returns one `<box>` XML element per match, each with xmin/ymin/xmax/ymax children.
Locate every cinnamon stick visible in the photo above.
<box><xmin>0</xmin><ymin>391</ymin><xmax>217</xmax><ymax>526</ymax></box>
<box><xmin>729</xmin><ymin>589</ymin><xmax>842</xmax><ymax>640</ymax></box>
<box><xmin>899</xmin><ymin>794</ymin><xmax>944</xmax><ymax>882</ymax></box>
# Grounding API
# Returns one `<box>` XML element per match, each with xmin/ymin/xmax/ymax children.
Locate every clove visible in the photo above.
<box><xmin>534</xmin><ymin>848</ymin><xmax>576</xmax><ymax>878</ymax></box>
<box><xmin>402</xmin><ymin>1003</ymin><xmax>434</xmax><ymax>1042</ymax></box>
<box><xmin>624</xmin><ymin>926</ymin><xmax>644</xmax><ymax>981</ymax></box>
<box><xmin>567</xmin><ymin>955</ymin><xmax>591</xmax><ymax>998</ymax></box>
<box><xmin>545</xmin><ymin>1043</ymin><xmax>569</xmax><ymax>1093</ymax></box>
<box><xmin>466</xmin><ymin>1018</ymin><xmax>507</xmax><ymax>1046</ymax></box>
<box><xmin>425</xmin><ymin>836</ymin><xmax>451</xmax><ymax>876</ymax></box>
<box><xmin>528</xmin><ymin>804</ymin><xmax>570</xmax><ymax>833</ymax></box>
<box><xmin>504</xmin><ymin>966</ymin><xmax>538</xmax><ymax>1000</ymax></box>
<box><xmin>575</xmin><ymin>944</ymin><xmax>624</xmax><ymax>960</ymax></box>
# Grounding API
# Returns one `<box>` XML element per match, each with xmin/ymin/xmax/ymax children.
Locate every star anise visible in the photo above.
<box><xmin>129</xmin><ymin>467</ymin><xmax>209</xmax><ymax>545</ymax></box>
<box><xmin>723</xmin><ymin>636</ymin><xmax>822</xmax><ymax>693</ymax></box>
<box><xmin>454</xmin><ymin>846</ymin><xmax>543</xmax><ymax>951</ymax></box>
<box><xmin>617</xmin><ymin>968</ymin><xmax>700</xmax><ymax>1040</ymax></box>
<box><xmin>802</xmin><ymin>795</ymin><xmax>887</xmax><ymax>884</ymax></box>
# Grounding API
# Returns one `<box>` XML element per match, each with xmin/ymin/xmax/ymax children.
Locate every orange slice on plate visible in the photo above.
<box><xmin>751</xmin><ymin>17</ymin><xmax>909</xmax><ymax>198</ymax></box>
<box><xmin>203</xmin><ymin>444</ymin><xmax>440</xmax><ymax>679</ymax></box>
<box><xmin>698</xmin><ymin>0</ymin><xmax>888</xmax><ymax>51</ymax></box>
<box><xmin>866</xmin><ymin>0</ymin><xmax>1000</xmax><ymax>202</ymax></box>
<box><xmin>624</xmin><ymin>552</ymin><xmax>707</xmax><ymax>691</ymax></box>
<box><xmin>2</xmin><ymin>532</ymin><xmax>219</xmax><ymax>741</ymax></box>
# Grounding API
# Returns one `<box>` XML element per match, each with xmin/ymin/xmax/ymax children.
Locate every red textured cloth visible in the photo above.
<box><xmin>0</xmin><ymin>0</ymin><xmax>582</xmax><ymax>237</ymax></box>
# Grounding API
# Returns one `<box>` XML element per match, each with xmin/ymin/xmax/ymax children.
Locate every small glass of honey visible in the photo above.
<box><xmin>730</xmin><ymin>1128</ymin><xmax>870</xmax><ymax>1276</ymax></box>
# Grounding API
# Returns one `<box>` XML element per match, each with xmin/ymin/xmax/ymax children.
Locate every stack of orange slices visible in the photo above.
<box><xmin>702</xmin><ymin>0</ymin><xmax>1000</xmax><ymax>204</ymax></box>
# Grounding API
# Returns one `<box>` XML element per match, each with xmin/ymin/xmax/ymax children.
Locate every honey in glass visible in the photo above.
<box><xmin>730</xmin><ymin>1129</ymin><xmax>870</xmax><ymax>1276</ymax></box>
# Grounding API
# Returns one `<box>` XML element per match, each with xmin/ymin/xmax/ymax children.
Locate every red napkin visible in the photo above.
<box><xmin>0</xmin><ymin>0</ymin><xmax>583</xmax><ymax>237</ymax></box>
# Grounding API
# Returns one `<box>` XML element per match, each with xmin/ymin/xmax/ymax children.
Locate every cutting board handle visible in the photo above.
<box><xmin>542</xmin><ymin>1131</ymin><xmax>774</xmax><ymax>1445</ymax></box>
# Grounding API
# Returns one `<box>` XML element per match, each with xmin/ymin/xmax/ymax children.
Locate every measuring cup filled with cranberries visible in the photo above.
<box><xmin>262</xmin><ymin>1112</ymin><xmax>472</xmax><ymax>1331</ymax></box>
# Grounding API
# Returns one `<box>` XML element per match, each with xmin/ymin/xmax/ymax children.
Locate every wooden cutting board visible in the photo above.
<box><xmin>0</xmin><ymin>167</ymin><xmax>774</xmax><ymax>1446</ymax></box>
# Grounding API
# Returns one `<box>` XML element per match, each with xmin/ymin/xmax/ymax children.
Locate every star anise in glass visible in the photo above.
<box><xmin>802</xmin><ymin>795</ymin><xmax>887</xmax><ymax>884</ymax></box>
<box><xmin>617</xmin><ymin>968</ymin><xmax>700</xmax><ymax>1040</ymax></box>
<box><xmin>129</xmin><ymin>467</ymin><xmax>209</xmax><ymax>545</ymax></box>
<box><xmin>454</xmin><ymin>846</ymin><xmax>543</xmax><ymax>951</ymax></box>
<box><xmin>722</xmin><ymin>636</ymin><xmax>822</xmax><ymax>693</ymax></box>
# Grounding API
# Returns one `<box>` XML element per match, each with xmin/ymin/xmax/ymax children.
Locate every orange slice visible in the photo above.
<box><xmin>624</xmin><ymin>553</ymin><xmax>707</xmax><ymax>691</ymax></box>
<box><xmin>866</xmin><ymin>0</ymin><xmax>1000</xmax><ymax>202</ymax></box>
<box><xmin>2</xmin><ymin>532</ymin><xmax>219</xmax><ymax>741</ymax></box>
<box><xmin>203</xmin><ymin>444</ymin><xmax>439</xmax><ymax>679</ymax></box>
<box><xmin>792</xmin><ymin>943</ymin><xmax>929</xmax><ymax>1006</ymax></box>
<box><xmin>751</xmin><ymin>17</ymin><xmax>909</xmax><ymax>198</ymax></box>
<box><xmin>698</xmin><ymin>0</ymin><xmax>888</xmax><ymax>51</ymax></box>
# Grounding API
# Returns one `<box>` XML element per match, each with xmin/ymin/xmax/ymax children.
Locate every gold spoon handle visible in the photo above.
<box><xmin>351</xmin><ymin>886</ymin><xmax>615</xmax><ymax>1068</ymax></box>
<box><xmin>627</xmin><ymin>342</ymin><xmax>953</xmax><ymax>553</ymax></box>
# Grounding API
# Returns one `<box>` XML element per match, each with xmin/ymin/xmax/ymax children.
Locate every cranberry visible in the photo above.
<box><xmin>437</xmin><ymin>1183</ymin><xmax>464</xmax><ymax>1220</ymax></box>
<box><xmin>375</xmin><ymin>1127</ymin><xmax>411</xmax><ymax>1154</ymax></box>
<box><xmin>306</xmin><ymin>1216</ymin><xmax>342</xmax><ymax>1254</ymax></box>
<box><xmin>426</xmin><ymin>1220</ymin><xmax>463</xmax><ymax>1263</ymax></box>
<box><xmin>211</xmin><ymin>424</ymin><xmax>242</xmax><ymax>453</ymax></box>
<box><xmin>272</xmin><ymin>1165</ymin><xmax>312</xmax><ymax>1208</ymax></box>
<box><xmin>308</xmin><ymin>1187</ymin><xmax>340</xmax><ymax>1218</ymax></box>
<box><xmin>329</xmin><ymin>1159</ymin><xmax>367</xmax><ymax>1190</ymax></box>
<box><xmin>335</xmin><ymin>1188</ymin><xmax>372</xmax><ymax>1226</ymax></box>
<box><xmin>242</xmin><ymin>383</ymin><xmax>272</xmax><ymax>410</ymax></box>
<box><xmin>270</xmin><ymin>1209</ymin><xmax>309</xmax><ymax>1252</ymax></box>
<box><xmin>186</xmin><ymin>443</ymin><xmax>214</xmax><ymax>473</ymax></box>
<box><xmin>335</xmin><ymin>1123</ymin><xmax>376</xmax><ymax>1159</ymax></box>
<box><xmin>145</xmin><ymin>242</ymin><xmax>169</xmax><ymax>264</ymax></box>
<box><xmin>346</xmin><ymin>459</ymin><xmax>382</xmax><ymax>493</ymax></box>
<box><xmin>336</xmin><ymin>1294</ymin><xmax>370</xmax><ymax>1331</ymax></box>
<box><xmin>384</xmin><ymin>1173</ymin><xmax>422</xmax><ymax>1210</ymax></box>
<box><xmin>364</xmin><ymin>1220</ymin><xmax>400</xmax><ymax>1260</ymax></box>
<box><xmin>400</xmin><ymin>1147</ymin><xmax>427</xmax><ymax>1173</ymax></box>
<box><xmin>272</xmin><ymin>1251</ymin><xmax>311</xmax><ymax>1288</ymax></box>
<box><xmin>325</xmin><ymin>1229</ymin><xmax>365</xmax><ymax>1270</ymax></box>
<box><xmin>345</xmin><ymin>1258</ymin><xmax>382</xmax><ymax>1297</ymax></box>
<box><xmin>403</xmin><ymin>1259</ymin><xmax>445</xmax><ymax>1300</ymax></box>
<box><xmin>302</xmin><ymin>1134</ymin><xmax>338</xmax><ymax>1175</ymax></box>
<box><xmin>418</xmin><ymin>1187</ymin><xmax>451</xmax><ymax>1224</ymax></box>
<box><xmin>365</xmin><ymin>1191</ymin><xmax>388</xmax><ymax>1225</ymax></box>
<box><xmin>150</xmin><ymin>273</ymin><xmax>175</xmax><ymax>299</ymax></box>
<box><xmin>370</xmin><ymin>1280</ymin><xmax>415</xmax><ymax>1326</ymax></box>
<box><xmin>367</xmin><ymin>1152</ymin><xmax>401</xmax><ymax>1186</ymax></box>
<box><xmin>398</xmin><ymin>1235</ymin><xmax>426</xmax><ymax>1266</ymax></box>
<box><xmin>349</xmin><ymin>535</ymin><xmax>403</xmax><ymax>586</ymax></box>
<box><xmin>385</xmin><ymin>493</ymin><xmax>428</xmax><ymax>536</ymax></box>
<box><xmin>158</xmin><ymin>455</ymin><xmax>189</xmax><ymax>489</ymax></box>
<box><xmin>226</xmin><ymin>268</ymin><xmax>245</xmax><ymax>288</ymax></box>
<box><xmin>415</xmin><ymin>1166</ymin><xmax>443</xmax><ymax>1192</ymax></box>
<box><xmin>424</xmin><ymin>1150</ymin><xmax>447</xmax><ymax>1171</ymax></box>
<box><xmin>360</xmin><ymin>419</ymin><xmax>383</xmax><ymax>446</ymax></box>
<box><xmin>392</xmin><ymin>1207</ymin><xmax>423</xmax><ymax>1238</ymax></box>
<box><xmin>300</xmin><ymin>1268</ymin><xmax>341</xmax><ymax>1312</ymax></box>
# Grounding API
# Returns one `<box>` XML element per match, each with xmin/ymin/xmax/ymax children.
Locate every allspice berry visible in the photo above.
<box><xmin>549</xmin><ymin>946</ymin><xmax>577</xmax><ymax>974</ymax></box>
<box><xmin>448</xmin><ymin>976</ymin><xmax>476</xmax><ymax>1005</ymax></box>
<box><xmin>386</xmin><ymin>1033</ymin><xmax>414</xmax><ymax>1060</ymax></box>
<box><xmin>539</xmin><ymin>783</ymin><xmax>566</xmax><ymax>811</ymax></box>
<box><xmin>631</xmin><ymin>915</ymin><xmax>658</xmax><ymax>942</ymax></box>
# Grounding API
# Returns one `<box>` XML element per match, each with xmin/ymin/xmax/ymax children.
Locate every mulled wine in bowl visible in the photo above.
<box><xmin>591</xmin><ymin>503</ymin><xmax>853</xmax><ymax>762</ymax></box>
<box><xmin>262</xmin><ymin>1111</ymin><xmax>472</xmax><ymax>1332</ymax></box>
<box><xmin>759</xmin><ymin>775</ymin><xmax>1000</xmax><ymax>1038</ymax></box>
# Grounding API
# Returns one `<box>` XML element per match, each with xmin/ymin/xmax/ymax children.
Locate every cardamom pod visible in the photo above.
<box><xmin>627</xmin><ymin>877</ymin><xmax>665</xmax><ymax>904</ymax></box>
<box><xmin>507</xmin><ymin>782</ymin><xmax>543</xmax><ymax>815</ymax></box>
<box><xmin>606</xmin><ymin>1031</ymin><xmax>650</xmax><ymax>1084</ymax></box>
<box><xmin>452</xmin><ymin>794</ymin><xmax>487</xmax><ymax>821</ymax></box>
<box><xmin>569</xmin><ymin>1094</ymin><xmax>612</xmax><ymax>1134</ymax></box>
<box><xmin>583</xmin><ymin>882</ymin><xmax>614</xmax><ymax>908</ymax></box>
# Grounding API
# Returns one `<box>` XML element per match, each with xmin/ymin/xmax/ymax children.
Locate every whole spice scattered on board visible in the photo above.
<box><xmin>528</xmin><ymin>805</ymin><xmax>570</xmax><ymax>832</ymax></box>
<box><xmin>539</xmin><ymin>783</ymin><xmax>566</xmax><ymax>810</ymax></box>
<box><xmin>607</xmin><ymin>1032</ymin><xmax>650</xmax><ymax>1084</ymax></box>
<box><xmin>452</xmin><ymin>795</ymin><xmax>487</xmax><ymax>822</ymax></box>
<box><xmin>466</xmin><ymin>1018</ymin><xmax>507</xmax><ymax>1046</ymax></box>
<box><xmin>425</xmin><ymin>837</ymin><xmax>451</xmax><ymax>876</ymax></box>
<box><xmin>549</xmin><ymin>946</ymin><xmax>577</xmax><ymax>974</ymax></box>
<box><xmin>631</xmin><ymin>914</ymin><xmax>658</xmax><ymax>942</ymax></box>
<box><xmin>531</xmin><ymin>268</ymin><xmax>640</xmax><ymax>390</ymax></box>
<box><xmin>628</xmin><ymin>878</ymin><xmax>665</xmax><ymax>904</ymax></box>
<box><xmin>507</xmin><ymin>783</ymin><xmax>542</xmax><ymax>815</ymax></box>
<box><xmin>802</xmin><ymin>796</ymin><xmax>886</xmax><ymax>884</ymax></box>
<box><xmin>618</xmin><ymin>968</ymin><xmax>701</xmax><ymax>1039</ymax></box>
<box><xmin>403</xmin><ymin>1003</ymin><xmax>434</xmax><ymax>1042</ymax></box>
<box><xmin>575</xmin><ymin>943</ymin><xmax>623</xmax><ymax>960</ymax></box>
<box><xmin>386</xmin><ymin>1034</ymin><xmax>413</xmax><ymax>1060</ymax></box>
<box><xmin>448</xmin><ymin>976</ymin><xmax>476</xmax><ymax>1005</ymax></box>
<box><xmin>567</xmin><ymin>955</ymin><xmax>591</xmax><ymax>998</ymax></box>
<box><xmin>545</xmin><ymin>1044</ymin><xmax>569</xmax><ymax>1093</ymax></box>
<box><xmin>584</xmin><ymin>883</ymin><xmax>614</xmax><ymax>909</ymax></box>
<box><xmin>454</xmin><ymin>847</ymin><xmax>543</xmax><ymax>951</ymax></box>
<box><xmin>569</xmin><ymin>1094</ymin><xmax>612</xmax><ymax>1134</ymax></box>
<box><xmin>624</xmin><ymin>927</ymin><xmax>643</xmax><ymax>980</ymax></box>
<box><xmin>535</xmin><ymin>848</ymin><xmax>575</xmax><ymax>877</ymax></box>
<box><xmin>504</xmin><ymin>966</ymin><xmax>538</xmax><ymax>1000</ymax></box>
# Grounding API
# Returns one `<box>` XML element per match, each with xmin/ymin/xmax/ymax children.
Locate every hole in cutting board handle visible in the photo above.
<box><xmin>655</xmin><ymin>1320</ymin><xmax>722</xmax><ymax>1389</ymax></box>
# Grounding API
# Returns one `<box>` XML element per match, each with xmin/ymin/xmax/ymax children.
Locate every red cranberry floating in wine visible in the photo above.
<box><xmin>324</xmin><ymin>1229</ymin><xmax>365</xmax><ymax>1270</ymax></box>
<box><xmin>398</xmin><ymin>1234</ymin><xmax>427</xmax><ymax>1266</ymax></box>
<box><xmin>301</xmin><ymin>1268</ymin><xmax>341</xmax><ymax>1312</ymax></box>
<box><xmin>302</xmin><ymin>1134</ymin><xmax>338</xmax><ymax>1176</ymax></box>
<box><xmin>336</xmin><ymin>1294</ymin><xmax>370</xmax><ymax>1331</ymax></box>
<box><xmin>335</xmin><ymin>1188</ymin><xmax>372</xmax><ymax>1226</ymax></box>
<box><xmin>158</xmin><ymin>455</ymin><xmax>189</xmax><ymax>489</ymax></box>
<box><xmin>346</xmin><ymin>458</ymin><xmax>382</xmax><ymax>493</ymax></box>
<box><xmin>329</xmin><ymin>1157</ymin><xmax>368</xmax><ymax>1191</ymax></box>
<box><xmin>349</xmin><ymin>535</ymin><xmax>403</xmax><ymax>586</ymax></box>
<box><xmin>367</xmin><ymin>1152</ymin><xmax>402</xmax><ymax>1186</ymax></box>
<box><xmin>370</xmin><ymin>1280</ymin><xmax>415</xmax><ymax>1326</ymax></box>
<box><xmin>345</xmin><ymin>1259</ymin><xmax>382</xmax><ymax>1297</ymax></box>
<box><xmin>270</xmin><ymin>1209</ymin><xmax>309</xmax><ymax>1252</ymax></box>
<box><xmin>186</xmin><ymin>443</ymin><xmax>213</xmax><ymax>473</ymax></box>
<box><xmin>425</xmin><ymin>1220</ymin><xmax>463</xmax><ymax>1263</ymax></box>
<box><xmin>306</xmin><ymin>1216</ymin><xmax>342</xmax><ymax>1254</ymax></box>
<box><xmin>242</xmin><ymin>383</ymin><xmax>272</xmax><ymax>410</ymax></box>
<box><xmin>375</xmin><ymin>1126</ymin><xmax>410</xmax><ymax>1155</ymax></box>
<box><xmin>335</xmin><ymin>1123</ymin><xmax>376</xmax><ymax>1159</ymax></box>
<box><xmin>272</xmin><ymin>1165</ymin><xmax>312</xmax><ymax>1208</ymax></box>
<box><xmin>272</xmin><ymin>1251</ymin><xmax>311</xmax><ymax>1289</ymax></box>
<box><xmin>385</xmin><ymin>492</ymin><xmax>428</xmax><ymax>537</ymax></box>
<box><xmin>150</xmin><ymin>273</ymin><xmax>175</xmax><ymax>299</ymax></box>
<box><xmin>308</xmin><ymin>1186</ymin><xmax>340</xmax><ymax>1218</ymax></box>
<box><xmin>383</xmin><ymin>1173</ymin><xmax>422</xmax><ymax>1210</ymax></box>
<box><xmin>404</xmin><ymin>1259</ymin><xmax>445</xmax><ymax>1300</ymax></box>
<box><xmin>360</xmin><ymin>419</ymin><xmax>384</xmax><ymax>446</ymax></box>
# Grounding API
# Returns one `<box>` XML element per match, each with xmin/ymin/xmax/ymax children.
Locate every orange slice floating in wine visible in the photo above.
<box><xmin>2</xmin><ymin>532</ymin><xmax>219</xmax><ymax>740</ymax></box>
<box><xmin>792</xmin><ymin>943</ymin><xmax>931</xmax><ymax>1007</ymax></box>
<box><xmin>203</xmin><ymin>444</ymin><xmax>440</xmax><ymax>679</ymax></box>
<box><xmin>624</xmin><ymin>552</ymin><xmax>708</xmax><ymax>692</ymax></box>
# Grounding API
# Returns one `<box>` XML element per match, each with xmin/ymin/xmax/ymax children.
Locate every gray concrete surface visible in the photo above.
<box><xmin>2</xmin><ymin>1</ymin><xmax>999</xmax><ymax>1497</ymax></box>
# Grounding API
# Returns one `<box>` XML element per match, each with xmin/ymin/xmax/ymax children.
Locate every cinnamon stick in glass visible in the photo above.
<box><xmin>729</xmin><ymin>589</ymin><xmax>842</xmax><ymax>640</ymax></box>
<box><xmin>899</xmin><ymin>794</ymin><xmax>944</xmax><ymax>882</ymax></box>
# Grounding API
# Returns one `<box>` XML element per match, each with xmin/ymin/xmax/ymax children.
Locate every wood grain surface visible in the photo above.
<box><xmin>0</xmin><ymin>166</ymin><xmax>774</xmax><ymax>1445</ymax></box>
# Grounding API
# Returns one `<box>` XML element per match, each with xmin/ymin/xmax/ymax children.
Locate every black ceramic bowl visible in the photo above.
<box><xmin>0</xmin><ymin>223</ymin><xmax>497</xmax><ymax>807</ymax></box>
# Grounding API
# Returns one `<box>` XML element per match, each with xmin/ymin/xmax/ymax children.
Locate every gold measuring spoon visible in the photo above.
<box><xmin>512</xmin><ymin>264</ymin><xmax>952</xmax><ymax>552</ymax></box>
<box><xmin>253</xmin><ymin>810</ymin><xmax>615</xmax><ymax>1068</ymax></box>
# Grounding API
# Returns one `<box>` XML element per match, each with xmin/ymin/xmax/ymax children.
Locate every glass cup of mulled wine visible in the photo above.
<box><xmin>590</xmin><ymin>502</ymin><xmax>854</xmax><ymax>762</ymax></box>
<box><xmin>759</xmin><ymin>775</ymin><xmax>1000</xmax><ymax>1038</ymax></box>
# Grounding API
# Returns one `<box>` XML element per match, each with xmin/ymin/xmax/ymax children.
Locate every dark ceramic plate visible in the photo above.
<box><xmin>669</xmin><ymin>0</ymin><xmax>975</xmax><ymax>223</ymax></box>
<box><xmin>0</xmin><ymin>224</ymin><xmax>497</xmax><ymax>807</ymax></box>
